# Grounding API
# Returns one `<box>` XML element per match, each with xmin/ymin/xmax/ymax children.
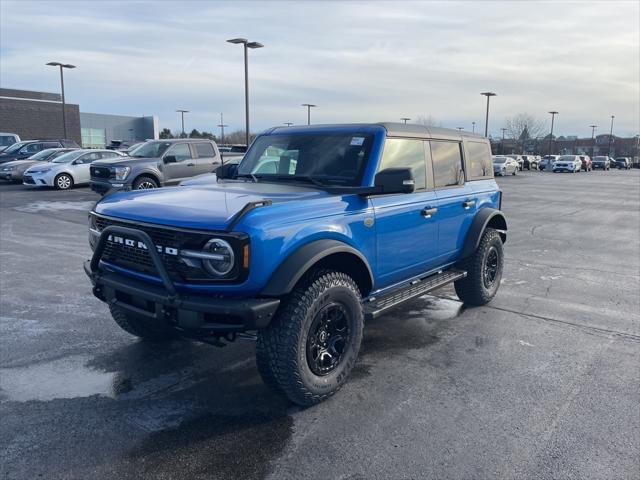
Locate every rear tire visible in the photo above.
<box><xmin>257</xmin><ymin>270</ymin><xmax>364</xmax><ymax>406</ymax></box>
<box><xmin>454</xmin><ymin>228</ymin><xmax>504</xmax><ymax>306</ymax></box>
<box><xmin>109</xmin><ymin>304</ymin><xmax>177</xmax><ymax>341</ymax></box>
<box><xmin>133</xmin><ymin>176</ymin><xmax>159</xmax><ymax>190</ymax></box>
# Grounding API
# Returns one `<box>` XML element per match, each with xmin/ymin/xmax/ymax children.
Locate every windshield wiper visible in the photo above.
<box><xmin>235</xmin><ymin>173</ymin><xmax>259</xmax><ymax>183</ymax></box>
<box><xmin>277</xmin><ymin>175</ymin><xmax>326</xmax><ymax>187</ymax></box>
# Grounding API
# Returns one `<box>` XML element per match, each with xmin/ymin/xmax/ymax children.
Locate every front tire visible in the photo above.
<box><xmin>133</xmin><ymin>176</ymin><xmax>159</xmax><ymax>190</ymax></box>
<box><xmin>257</xmin><ymin>270</ymin><xmax>364</xmax><ymax>406</ymax></box>
<box><xmin>454</xmin><ymin>228</ymin><xmax>504</xmax><ymax>306</ymax></box>
<box><xmin>54</xmin><ymin>173</ymin><xmax>73</xmax><ymax>190</ymax></box>
<box><xmin>109</xmin><ymin>304</ymin><xmax>177</xmax><ymax>341</ymax></box>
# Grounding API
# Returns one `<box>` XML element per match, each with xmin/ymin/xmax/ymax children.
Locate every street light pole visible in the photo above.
<box><xmin>501</xmin><ymin>128</ymin><xmax>507</xmax><ymax>155</ymax></box>
<box><xmin>217</xmin><ymin>113</ymin><xmax>228</xmax><ymax>144</ymax></box>
<box><xmin>547</xmin><ymin>111</ymin><xmax>558</xmax><ymax>157</ymax></box>
<box><xmin>46</xmin><ymin>62</ymin><xmax>76</xmax><ymax>139</ymax></box>
<box><xmin>301</xmin><ymin>104</ymin><xmax>316</xmax><ymax>125</ymax></box>
<box><xmin>227</xmin><ymin>38</ymin><xmax>264</xmax><ymax>147</ymax></box>
<box><xmin>472</xmin><ymin>121</ymin><xmax>476</xmax><ymax>133</ymax></box>
<box><xmin>457</xmin><ymin>127</ymin><xmax>464</xmax><ymax>131</ymax></box>
<box><xmin>607</xmin><ymin>115</ymin><xmax>615</xmax><ymax>156</ymax></box>
<box><xmin>589</xmin><ymin>124</ymin><xmax>597</xmax><ymax>157</ymax></box>
<box><xmin>176</xmin><ymin>109</ymin><xmax>189</xmax><ymax>137</ymax></box>
<box><xmin>480</xmin><ymin>92</ymin><xmax>496</xmax><ymax>137</ymax></box>
<box><xmin>401</xmin><ymin>117</ymin><xmax>411</xmax><ymax>124</ymax></box>
<box><xmin>284</xmin><ymin>122</ymin><xmax>293</xmax><ymax>126</ymax></box>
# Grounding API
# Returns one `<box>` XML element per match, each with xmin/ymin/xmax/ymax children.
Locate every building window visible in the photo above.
<box><xmin>81</xmin><ymin>128</ymin><xmax>106</xmax><ymax>148</ymax></box>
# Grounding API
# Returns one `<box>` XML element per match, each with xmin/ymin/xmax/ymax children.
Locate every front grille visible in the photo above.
<box><xmin>93</xmin><ymin>215</ymin><xmax>247</xmax><ymax>283</ymax></box>
<box><xmin>23</xmin><ymin>175</ymin><xmax>35</xmax><ymax>184</ymax></box>
<box><xmin>91</xmin><ymin>166</ymin><xmax>112</xmax><ymax>179</ymax></box>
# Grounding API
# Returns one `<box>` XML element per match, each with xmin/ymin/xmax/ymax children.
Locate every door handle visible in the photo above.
<box><xmin>421</xmin><ymin>207</ymin><xmax>438</xmax><ymax>218</ymax></box>
<box><xmin>462</xmin><ymin>200</ymin><xmax>475</xmax><ymax>209</ymax></box>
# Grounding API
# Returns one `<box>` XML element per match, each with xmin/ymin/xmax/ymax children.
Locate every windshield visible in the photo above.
<box><xmin>558</xmin><ymin>156</ymin><xmax>575</xmax><ymax>161</ymax></box>
<box><xmin>52</xmin><ymin>150</ymin><xmax>85</xmax><ymax>163</ymax></box>
<box><xmin>493</xmin><ymin>158</ymin><xmax>507</xmax><ymax>164</ymax></box>
<box><xmin>130</xmin><ymin>141</ymin><xmax>172</xmax><ymax>158</ymax></box>
<box><xmin>29</xmin><ymin>149</ymin><xmax>59</xmax><ymax>160</ymax></box>
<box><xmin>237</xmin><ymin>133</ymin><xmax>374</xmax><ymax>186</ymax></box>
<box><xmin>0</xmin><ymin>136</ymin><xmax>17</xmax><ymax>147</ymax></box>
<box><xmin>3</xmin><ymin>141</ymin><xmax>28</xmax><ymax>153</ymax></box>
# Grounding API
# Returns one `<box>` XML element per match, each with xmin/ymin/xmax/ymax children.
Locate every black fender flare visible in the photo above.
<box><xmin>459</xmin><ymin>208</ymin><xmax>507</xmax><ymax>260</ymax></box>
<box><xmin>132</xmin><ymin>170</ymin><xmax>162</xmax><ymax>187</ymax></box>
<box><xmin>260</xmin><ymin>239</ymin><xmax>374</xmax><ymax>297</ymax></box>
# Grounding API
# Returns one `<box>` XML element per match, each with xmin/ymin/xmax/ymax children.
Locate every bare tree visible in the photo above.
<box><xmin>504</xmin><ymin>113</ymin><xmax>546</xmax><ymax>141</ymax></box>
<box><xmin>416</xmin><ymin>115</ymin><xmax>440</xmax><ymax>127</ymax></box>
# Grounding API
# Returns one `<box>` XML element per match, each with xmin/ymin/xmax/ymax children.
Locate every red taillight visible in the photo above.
<box><xmin>498</xmin><ymin>190</ymin><xmax>503</xmax><ymax>210</ymax></box>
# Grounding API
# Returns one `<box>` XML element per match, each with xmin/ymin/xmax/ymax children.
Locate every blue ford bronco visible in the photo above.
<box><xmin>85</xmin><ymin>123</ymin><xmax>507</xmax><ymax>405</ymax></box>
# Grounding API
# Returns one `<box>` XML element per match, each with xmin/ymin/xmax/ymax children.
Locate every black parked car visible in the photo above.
<box><xmin>0</xmin><ymin>139</ymin><xmax>80</xmax><ymax>164</ymax></box>
<box><xmin>613</xmin><ymin>157</ymin><xmax>632</xmax><ymax>170</ymax></box>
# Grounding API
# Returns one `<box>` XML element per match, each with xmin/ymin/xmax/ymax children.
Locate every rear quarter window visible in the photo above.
<box><xmin>194</xmin><ymin>143</ymin><xmax>215</xmax><ymax>158</ymax></box>
<box><xmin>465</xmin><ymin>141</ymin><xmax>493</xmax><ymax>180</ymax></box>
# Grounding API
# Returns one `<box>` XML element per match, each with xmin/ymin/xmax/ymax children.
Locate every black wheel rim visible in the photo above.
<box><xmin>483</xmin><ymin>247</ymin><xmax>499</xmax><ymax>289</ymax></box>
<box><xmin>306</xmin><ymin>303</ymin><xmax>351</xmax><ymax>376</ymax></box>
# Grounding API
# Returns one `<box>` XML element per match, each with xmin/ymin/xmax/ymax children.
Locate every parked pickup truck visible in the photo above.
<box><xmin>89</xmin><ymin>139</ymin><xmax>222</xmax><ymax>195</ymax></box>
<box><xmin>85</xmin><ymin>123</ymin><xmax>507</xmax><ymax>405</ymax></box>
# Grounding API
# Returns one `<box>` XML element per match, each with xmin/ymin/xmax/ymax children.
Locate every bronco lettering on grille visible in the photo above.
<box><xmin>106</xmin><ymin>234</ymin><xmax>178</xmax><ymax>256</ymax></box>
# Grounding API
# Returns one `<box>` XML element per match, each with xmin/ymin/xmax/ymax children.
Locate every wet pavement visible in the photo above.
<box><xmin>1</xmin><ymin>171</ymin><xmax>639</xmax><ymax>479</ymax></box>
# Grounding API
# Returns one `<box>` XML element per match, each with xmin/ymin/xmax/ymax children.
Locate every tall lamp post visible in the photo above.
<box><xmin>217</xmin><ymin>113</ymin><xmax>228</xmax><ymax>144</ymax></box>
<box><xmin>547</xmin><ymin>111</ymin><xmax>558</xmax><ymax>156</ymax></box>
<box><xmin>589</xmin><ymin>124</ymin><xmax>597</xmax><ymax>157</ymax></box>
<box><xmin>284</xmin><ymin>122</ymin><xmax>293</xmax><ymax>126</ymax></box>
<box><xmin>46</xmin><ymin>62</ymin><xmax>76</xmax><ymax>139</ymax></box>
<box><xmin>457</xmin><ymin>127</ymin><xmax>464</xmax><ymax>131</ymax></box>
<box><xmin>401</xmin><ymin>117</ymin><xmax>411</xmax><ymax>124</ymax></box>
<box><xmin>472</xmin><ymin>121</ymin><xmax>476</xmax><ymax>133</ymax></box>
<box><xmin>501</xmin><ymin>128</ymin><xmax>507</xmax><ymax>154</ymax></box>
<box><xmin>480</xmin><ymin>92</ymin><xmax>496</xmax><ymax>137</ymax></box>
<box><xmin>607</xmin><ymin>115</ymin><xmax>615</xmax><ymax>156</ymax></box>
<box><xmin>301</xmin><ymin>104</ymin><xmax>316</xmax><ymax>125</ymax></box>
<box><xmin>176</xmin><ymin>109</ymin><xmax>189</xmax><ymax>137</ymax></box>
<box><xmin>227</xmin><ymin>38</ymin><xmax>263</xmax><ymax>147</ymax></box>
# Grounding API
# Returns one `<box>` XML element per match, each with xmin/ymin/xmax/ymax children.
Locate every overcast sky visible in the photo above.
<box><xmin>1</xmin><ymin>1</ymin><xmax>639</xmax><ymax>138</ymax></box>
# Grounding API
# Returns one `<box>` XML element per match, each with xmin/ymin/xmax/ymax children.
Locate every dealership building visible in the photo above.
<box><xmin>0</xmin><ymin>88</ymin><xmax>158</xmax><ymax>148</ymax></box>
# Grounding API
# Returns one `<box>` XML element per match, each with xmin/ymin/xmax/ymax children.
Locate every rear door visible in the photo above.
<box><xmin>371</xmin><ymin>138</ymin><xmax>439</xmax><ymax>287</ymax></box>
<box><xmin>162</xmin><ymin>143</ymin><xmax>196</xmax><ymax>184</ymax></box>
<box><xmin>430</xmin><ymin>140</ymin><xmax>477</xmax><ymax>264</ymax></box>
<box><xmin>193</xmin><ymin>142</ymin><xmax>220</xmax><ymax>174</ymax></box>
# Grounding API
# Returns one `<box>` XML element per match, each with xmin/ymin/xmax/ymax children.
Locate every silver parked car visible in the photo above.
<box><xmin>492</xmin><ymin>155</ymin><xmax>518</xmax><ymax>176</ymax></box>
<box><xmin>0</xmin><ymin>148</ymin><xmax>77</xmax><ymax>182</ymax></box>
<box><xmin>23</xmin><ymin>149</ymin><xmax>124</xmax><ymax>190</ymax></box>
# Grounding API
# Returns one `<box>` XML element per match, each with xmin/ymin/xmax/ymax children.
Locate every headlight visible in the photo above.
<box><xmin>201</xmin><ymin>238</ymin><xmax>235</xmax><ymax>276</ymax></box>
<box><xmin>30</xmin><ymin>168</ymin><xmax>51</xmax><ymax>174</ymax></box>
<box><xmin>114</xmin><ymin>166</ymin><xmax>130</xmax><ymax>180</ymax></box>
<box><xmin>2</xmin><ymin>166</ymin><xmax>14</xmax><ymax>171</ymax></box>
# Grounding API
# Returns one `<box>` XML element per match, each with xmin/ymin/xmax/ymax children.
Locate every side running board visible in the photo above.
<box><xmin>364</xmin><ymin>269</ymin><xmax>467</xmax><ymax>320</ymax></box>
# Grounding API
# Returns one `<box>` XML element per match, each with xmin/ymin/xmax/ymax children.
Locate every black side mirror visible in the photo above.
<box><xmin>164</xmin><ymin>155</ymin><xmax>177</xmax><ymax>163</ymax></box>
<box><xmin>373</xmin><ymin>168</ymin><xmax>415</xmax><ymax>195</ymax></box>
<box><xmin>215</xmin><ymin>163</ymin><xmax>237</xmax><ymax>179</ymax></box>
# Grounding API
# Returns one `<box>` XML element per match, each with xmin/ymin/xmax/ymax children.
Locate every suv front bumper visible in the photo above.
<box><xmin>85</xmin><ymin>225</ymin><xmax>280</xmax><ymax>333</ymax></box>
<box><xmin>91</xmin><ymin>179</ymin><xmax>130</xmax><ymax>195</ymax></box>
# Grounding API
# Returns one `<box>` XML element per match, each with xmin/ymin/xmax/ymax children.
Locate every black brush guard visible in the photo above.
<box><xmin>85</xmin><ymin>225</ymin><xmax>280</xmax><ymax>335</ymax></box>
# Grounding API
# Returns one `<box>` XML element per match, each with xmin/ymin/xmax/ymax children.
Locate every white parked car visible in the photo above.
<box><xmin>552</xmin><ymin>155</ymin><xmax>582</xmax><ymax>173</ymax></box>
<box><xmin>0</xmin><ymin>132</ymin><xmax>20</xmax><ymax>152</ymax></box>
<box><xmin>23</xmin><ymin>149</ymin><xmax>124</xmax><ymax>189</ymax></box>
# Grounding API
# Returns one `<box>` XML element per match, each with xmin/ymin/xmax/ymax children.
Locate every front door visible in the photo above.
<box><xmin>371</xmin><ymin>138</ymin><xmax>439</xmax><ymax>288</ymax></box>
<box><xmin>162</xmin><ymin>143</ymin><xmax>196</xmax><ymax>184</ymax></box>
<box><xmin>75</xmin><ymin>151</ymin><xmax>102</xmax><ymax>183</ymax></box>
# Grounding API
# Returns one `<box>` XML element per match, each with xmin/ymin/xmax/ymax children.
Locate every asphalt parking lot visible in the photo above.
<box><xmin>1</xmin><ymin>170</ymin><xmax>639</xmax><ymax>480</ymax></box>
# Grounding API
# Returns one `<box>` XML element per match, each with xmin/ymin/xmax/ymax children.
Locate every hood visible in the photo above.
<box><xmin>94</xmin><ymin>181</ymin><xmax>331</xmax><ymax>230</ymax></box>
<box><xmin>92</xmin><ymin>156</ymin><xmax>156</xmax><ymax>167</ymax></box>
<box><xmin>1</xmin><ymin>159</ymin><xmax>39</xmax><ymax>168</ymax></box>
<box><xmin>0</xmin><ymin>153</ymin><xmax>20</xmax><ymax>163</ymax></box>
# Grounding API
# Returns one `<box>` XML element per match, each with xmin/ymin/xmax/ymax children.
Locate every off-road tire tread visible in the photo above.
<box><xmin>454</xmin><ymin>228</ymin><xmax>503</xmax><ymax>306</ymax></box>
<box><xmin>257</xmin><ymin>269</ymin><xmax>363</xmax><ymax>406</ymax></box>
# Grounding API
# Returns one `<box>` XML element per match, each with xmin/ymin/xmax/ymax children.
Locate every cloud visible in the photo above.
<box><xmin>1</xmin><ymin>0</ymin><xmax>638</xmax><ymax>137</ymax></box>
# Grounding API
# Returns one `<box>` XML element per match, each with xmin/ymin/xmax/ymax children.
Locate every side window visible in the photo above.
<box><xmin>43</xmin><ymin>142</ymin><xmax>60</xmax><ymax>149</ymax></box>
<box><xmin>79</xmin><ymin>152</ymin><xmax>101</xmax><ymax>164</ymax></box>
<box><xmin>195</xmin><ymin>143</ymin><xmax>215</xmax><ymax>158</ymax></box>
<box><xmin>378</xmin><ymin>138</ymin><xmax>426</xmax><ymax>190</ymax></box>
<box><xmin>430</xmin><ymin>141</ymin><xmax>464</xmax><ymax>188</ymax></box>
<box><xmin>165</xmin><ymin>143</ymin><xmax>192</xmax><ymax>161</ymax></box>
<box><xmin>100</xmin><ymin>152</ymin><xmax>120</xmax><ymax>159</ymax></box>
<box><xmin>22</xmin><ymin>143</ymin><xmax>42</xmax><ymax>154</ymax></box>
<box><xmin>465</xmin><ymin>141</ymin><xmax>493</xmax><ymax>179</ymax></box>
